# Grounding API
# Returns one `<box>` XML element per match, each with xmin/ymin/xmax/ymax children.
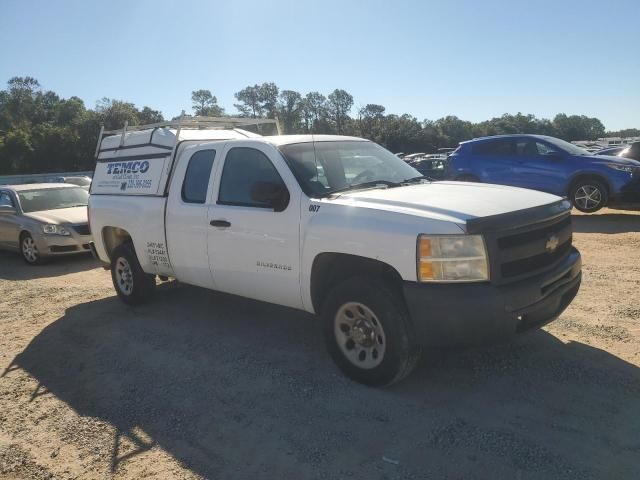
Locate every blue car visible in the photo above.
<box><xmin>446</xmin><ymin>134</ymin><xmax>640</xmax><ymax>212</ymax></box>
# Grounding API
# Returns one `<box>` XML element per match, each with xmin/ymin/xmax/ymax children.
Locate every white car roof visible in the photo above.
<box><xmin>261</xmin><ymin>134</ymin><xmax>369</xmax><ymax>147</ymax></box>
<box><xmin>3</xmin><ymin>183</ymin><xmax>77</xmax><ymax>192</ymax></box>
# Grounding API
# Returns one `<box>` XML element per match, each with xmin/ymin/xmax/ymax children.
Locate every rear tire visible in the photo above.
<box><xmin>322</xmin><ymin>276</ymin><xmax>420</xmax><ymax>386</ymax></box>
<box><xmin>570</xmin><ymin>179</ymin><xmax>607</xmax><ymax>213</ymax></box>
<box><xmin>110</xmin><ymin>242</ymin><xmax>155</xmax><ymax>305</ymax></box>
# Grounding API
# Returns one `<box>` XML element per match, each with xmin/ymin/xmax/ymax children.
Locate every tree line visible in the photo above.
<box><xmin>1</xmin><ymin>76</ymin><xmax>635</xmax><ymax>175</ymax></box>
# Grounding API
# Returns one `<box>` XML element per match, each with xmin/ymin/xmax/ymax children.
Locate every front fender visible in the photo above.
<box><xmin>299</xmin><ymin>202</ymin><xmax>463</xmax><ymax>313</ymax></box>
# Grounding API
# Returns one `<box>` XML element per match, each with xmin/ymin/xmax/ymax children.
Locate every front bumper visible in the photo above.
<box><xmin>403</xmin><ymin>247</ymin><xmax>581</xmax><ymax>348</ymax></box>
<box><xmin>33</xmin><ymin>232</ymin><xmax>93</xmax><ymax>256</ymax></box>
<box><xmin>609</xmin><ymin>176</ymin><xmax>640</xmax><ymax>209</ymax></box>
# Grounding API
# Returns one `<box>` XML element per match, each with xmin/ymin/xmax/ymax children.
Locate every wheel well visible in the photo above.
<box><xmin>19</xmin><ymin>230</ymin><xmax>30</xmax><ymax>241</ymax></box>
<box><xmin>101</xmin><ymin>226</ymin><xmax>133</xmax><ymax>261</ymax></box>
<box><xmin>310</xmin><ymin>253</ymin><xmax>404</xmax><ymax>314</ymax></box>
<box><xmin>568</xmin><ymin>174</ymin><xmax>610</xmax><ymax>197</ymax></box>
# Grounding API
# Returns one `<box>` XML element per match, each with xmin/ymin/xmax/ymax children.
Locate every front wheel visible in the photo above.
<box><xmin>110</xmin><ymin>243</ymin><xmax>155</xmax><ymax>305</ymax></box>
<box><xmin>322</xmin><ymin>276</ymin><xmax>420</xmax><ymax>386</ymax></box>
<box><xmin>20</xmin><ymin>233</ymin><xmax>43</xmax><ymax>265</ymax></box>
<box><xmin>570</xmin><ymin>180</ymin><xmax>607</xmax><ymax>213</ymax></box>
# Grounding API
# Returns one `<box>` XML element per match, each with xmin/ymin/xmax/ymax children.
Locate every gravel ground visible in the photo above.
<box><xmin>0</xmin><ymin>208</ymin><xmax>639</xmax><ymax>479</ymax></box>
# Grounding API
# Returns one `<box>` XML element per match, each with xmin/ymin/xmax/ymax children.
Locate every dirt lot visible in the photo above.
<box><xmin>0</xmin><ymin>209</ymin><xmax>639</xmax><ymax>480</ymax></box>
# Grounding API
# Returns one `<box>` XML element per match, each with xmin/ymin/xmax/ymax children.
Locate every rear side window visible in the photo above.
<box><xmin>0</xmin><ymin>192</ymin><xmax>14</xmax><ymax>207</ymax></box>
<box><xmin>218</xmin><ymin>147</ymin><xmax>286</xmax><ymax>208</ymax></box>
<box><xmin>472</xmin><ymin>140</ymin><xmax>513</xmax><ymax>156</ymax></box>
<box><xmin>182</xmin><ymin>150</ymin><xmax>216</xmax><ymax>203</ymax></box>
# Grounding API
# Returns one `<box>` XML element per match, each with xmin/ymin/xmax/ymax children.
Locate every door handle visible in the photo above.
<box><xmin>209</xmin><ymin>220</ymin><xmax>231</xmax><ymax>228</ymax></box>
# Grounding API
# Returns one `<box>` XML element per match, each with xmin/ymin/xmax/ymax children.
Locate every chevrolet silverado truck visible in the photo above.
<box><xmin>88</xmin><ymin>118</ymin><xmax>582</xmax><ymax>386</ymax></box>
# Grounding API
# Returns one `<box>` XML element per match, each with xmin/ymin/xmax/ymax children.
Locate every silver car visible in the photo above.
<box><xmin>0</xmin><ymin>183</ymin><xmax>92</xmax><ymax>265</ymax></box>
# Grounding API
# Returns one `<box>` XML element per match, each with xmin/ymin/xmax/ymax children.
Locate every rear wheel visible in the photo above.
<box><xmin>110</xmin><ymin>243</ymin><xmax>155</xmax><ymax>305</ymax></box>
<box><xmin>322</xmin><ymin>276</ymin><xmax>420</xmax><ymax>386</ymax></box>
<box><xmin>20</xmin><ymin>233</ymin><xmax>42</xmax><ymax>265</ymax></box>
<box><xmin>570</xmin><ymin>179</ymin><xmax>607</xmax><ymax>213</ymax></box>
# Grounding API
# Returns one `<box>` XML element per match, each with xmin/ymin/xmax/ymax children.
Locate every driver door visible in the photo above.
<box><xmin>0</xmin><ymin>191</ymin><xmax>20</xmax><ymax>249</ymax></box>
<box><xmin>207</xmin><ymin>142</ymin><xmax>302</xmax><ymax>309</ymax></box>
<box><xmin>512</xmin><ymin>139</ymin><xmax>566</xmax><ymax>195</ymax></box>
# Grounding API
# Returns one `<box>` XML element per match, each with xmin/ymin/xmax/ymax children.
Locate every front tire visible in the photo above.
<box><xmin>570</xmin><ymin>179</ymin><xmax>607</xmax><ymax>213</ymax></box>
<box><xmin>322</xmin><ymin>276</ymin><xmax>420</xmax><ymax>386</ymax></box>
<box><xmin>20</xmin><ymin>233</ymin><xmax>43</xmax><ymax>265</ymax></box>
<box><xmin>110</xmin><ymin>243</ymin><xmax>155</xmax><ymax>305</ymax></box>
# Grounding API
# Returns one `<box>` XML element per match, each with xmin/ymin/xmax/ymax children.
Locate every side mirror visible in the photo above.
<box><xmin>545</xmin><ymin>151</ymin><xmax>562</xmax><ymax>160</ymax></box>
<box><xmin>0</xmin><ymin>205</ymin><xmax>17</xmax><ymax>216</ymax></box>
<box><xmin>250</xmin><ymin>181</ymin><xmax>290</xmax><ymax>212</ymax></box>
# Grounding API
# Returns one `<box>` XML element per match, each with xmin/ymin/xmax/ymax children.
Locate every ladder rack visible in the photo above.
<box><xmin>94</xmin><ymin>116</ymin><xmax>281</xmax><ymax>159</ymax></box>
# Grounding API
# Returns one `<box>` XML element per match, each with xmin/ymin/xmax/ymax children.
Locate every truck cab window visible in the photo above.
<box><xmin>218</xmin><ymin>147</ymin><xmax>287</xmax><ymax>208</ymax></box>
<box><xmin>182</xmin><ymin>149</ymin><xmax>216</xmax><ymax>204</ymax></box>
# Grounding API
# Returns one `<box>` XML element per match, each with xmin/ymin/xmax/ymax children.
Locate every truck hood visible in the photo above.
<box><xmin>24</xmin><ymin>206</ymin><xmax>88</xmax><ymax>225</ymax></box>
<box><xmin>329</xmin><ymin>181</ymin><xmax>563</xmax><ymax>225</ymax></box>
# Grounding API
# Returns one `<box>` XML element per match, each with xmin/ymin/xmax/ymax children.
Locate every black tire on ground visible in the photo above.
<box><xmin>20</xmin><ymin>232</ymin><xmax>43</xmax><ymax>265</ymax></box>
<box><xmin>322</xmin><ymin>276</ymin><xmax>421</xmax><ymax>387</ymax></box>
<box><xmin>456</xmin><ymin>174</ymin><xmax>480</xmax><ymax>182</ymax></box>
<box><xmin>570</xmin><ymin>179</ymin><xmax>607</xmax><ymax>213</ymax></box>
<box><xmin>110</xmin><ymin>242</ymin><xmax>155</xmax><ymax>305</ymax></box>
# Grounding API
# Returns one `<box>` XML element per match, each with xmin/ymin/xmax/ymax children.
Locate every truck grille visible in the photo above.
<box><xmin>484</xmin><ymin>212</ymin><xmax>573</xmax><ymax>283</ymax></box>
<box><xmin>71</xmin><ymin>223</ymin><xmax>91</xmax><ymax>236</ymax></box>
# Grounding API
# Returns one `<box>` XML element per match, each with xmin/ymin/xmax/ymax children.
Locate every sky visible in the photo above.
<box><xmin>1</xmin><ymin>0</ymin><xmax>639</xmax><ymax>131</ymax></box>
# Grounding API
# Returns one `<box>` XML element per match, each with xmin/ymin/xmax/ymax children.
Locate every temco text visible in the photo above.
<box><xmin>106</xmin><ymin>160</ymin><xmax>150</xmax><ymax>175</ymax></box>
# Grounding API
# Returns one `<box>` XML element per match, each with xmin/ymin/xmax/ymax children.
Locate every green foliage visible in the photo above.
<box><xmin>234</xmin><ymin>82</ymin><xmax>279</xmax><ymax>119</ymax></box>
<box><xmin>191</xmin><ymin>89</ymin><xmax>224</xmax><ymax>117</ymax></box>
<box><xmin>0</xmin><ymin>78</ymin><xmax>166</xmax><ymax>175</ymax></box>
<box><xmin>327</xmin><ymin>89</ymin><xmax>354</xmax><ymax>134</ymax></box>
<box><xmin>0</xmin><ymin>76</ymin><xmax>635</xmax><ymax>175</ymax></box>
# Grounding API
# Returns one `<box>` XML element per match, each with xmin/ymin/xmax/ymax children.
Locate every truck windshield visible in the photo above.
<box><xmin>17</xmin><ymin>187</ymin><xmax>89</xmax><ymax>213</ymax></box>
<box><xmin>279</xmin><ymin>141</ymin><xmax>421</xmax><ymax>197</ymax></box>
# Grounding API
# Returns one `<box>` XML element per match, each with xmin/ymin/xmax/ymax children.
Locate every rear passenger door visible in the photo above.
<box><xmin>470</xmin><ymin>139</ymin><xmax>517</xmax><ymax>185</ymax></box>
<box><xmin>166</xmin><ymin>147</ymin><xmax>218</xmax><ymax>288</ymax></box>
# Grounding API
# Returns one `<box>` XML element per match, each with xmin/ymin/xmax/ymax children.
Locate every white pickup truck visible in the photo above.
<box><xmin>88</xmin><ymin>118</ymin><xmax>582</xmax><ymax>386</ymax></box>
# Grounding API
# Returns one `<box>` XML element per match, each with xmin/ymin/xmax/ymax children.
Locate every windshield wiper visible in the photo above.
<box><xmin>327</xmin><ymin>180</ymin><xmax>401</xmax><ymax>196</ymax></box>
<box><xmin>401</xmin><ymin>175</ymin><xmax>432</xmax><ymax>184</ymax></box>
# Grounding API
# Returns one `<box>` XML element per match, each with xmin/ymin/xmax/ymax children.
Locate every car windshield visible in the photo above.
<box><xmin>279</xmin><ymin>140</ymin><xmax>422</xmax><ymax>197</ymax></box>
<box><xmin>17</xmin><ymin>187</ymin><xmax>89</xmax><ymax>213</ymax></box>
<box><xmin>544</xmin><ymin>137</ymin><xmax>592</xmax><ymax>156</ymax></box>
<box><xmin>64</xmin><ymin>177</ymin><xmax>92</xmax><ymax>186</ymax></box>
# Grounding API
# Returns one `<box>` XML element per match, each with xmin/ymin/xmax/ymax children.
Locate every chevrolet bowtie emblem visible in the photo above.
<box><xmin>545</xmin><ymin>235</ymin><xmax>559</xmax><ymax>253</ymax></box>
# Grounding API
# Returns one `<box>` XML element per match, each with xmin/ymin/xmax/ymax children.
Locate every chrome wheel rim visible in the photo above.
<box><xmin>334</xmin><ymin>302</ymin><xmax>386</xmax><ymax>369</ymax></box>
<box><xmin>574</xmin><ymin>185</ymin><xmax>602</xmax><ymax>210</ymax></box>
<box><xmin>22</xmin><ymin>237</ymin><xmax>38</xmax><ymax>263</ymax></box>
<box><xmin>115</xmin><ymin>257</ymin><xmax>134</xmax><ymax>295</ymax></box>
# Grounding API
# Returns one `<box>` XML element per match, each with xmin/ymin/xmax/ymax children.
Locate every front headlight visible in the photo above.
<box><xmin>606</xmin><ymin>164</ymin><xmax>636</xmax><ymax>173</ymax></box>
<box><xmin>42</xmin><ymin>224</ymin><xmax>71</xmax><ymax>236</ymax></box>
<box><xmin>417</xmin><ymin>234</ymin><xmax>489</xmax><ymax>282</ymax></box>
